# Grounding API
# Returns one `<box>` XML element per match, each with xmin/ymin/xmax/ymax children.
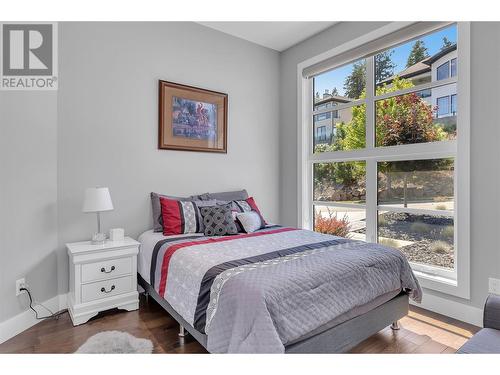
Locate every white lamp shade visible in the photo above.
<box><xmin>82</xmin><ymin>187</ymin><xmax>114</xmax><ymax>213</ymax></box>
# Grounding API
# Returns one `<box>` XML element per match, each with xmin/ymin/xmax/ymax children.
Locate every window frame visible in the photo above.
<box><xmin>451</xmin><ymin>94</ymin><xmax>457</xmax><ymax>115</ymax></box>
<box><xmin>437</xmin><ymin>95</ymin><xmax>451</xmax><ymax>117</ymax></box>
<box><xmin>297</xmin><ymin>22</ymin><xmax>470</xmax><ymax>299</ymax></box>
<box><xmin>437</xmin><ymin>61</ymin><xmax>450</xmax><ymax>81</ymax></box>
<box><xmin>451</xmin><ymin>57</ymin><xmax>457</xmax><ymax>77</ymax></box>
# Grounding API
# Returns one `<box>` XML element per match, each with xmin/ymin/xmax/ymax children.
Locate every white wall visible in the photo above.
<box><xmin>56</xmin><ymin>22</ymin><xmax>280</xmax><ymax>298</ymax></box>
<box><xmin>0</xmin><ymin>22</ymin><xmax>280</xmax><ymax>327</ymax></box>
<box><xmin>279</xmin><ymin>22</ymin><xmax>500</xmax><ymax>314</ymax></box>
<box><xmin>0</xmin><ymin>91</ymin><xmax>58</xmax><ymax>323</ymax></box>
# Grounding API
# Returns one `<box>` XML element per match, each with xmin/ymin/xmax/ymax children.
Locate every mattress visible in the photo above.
<box><xmin>137</xmin><ymin>227</ymin><xmax>421</xmax><ymax>353</ymax></box>
<box><xmin>138</xmin><ymin>230</ymin><xmax>203</xmax><ymax>284</ymax></box>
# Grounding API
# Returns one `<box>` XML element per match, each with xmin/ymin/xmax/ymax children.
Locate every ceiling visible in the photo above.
<box><xmin>197</xmin><ymin>22</ymin><xmax>338</xmax><ymax>52</ymax></box>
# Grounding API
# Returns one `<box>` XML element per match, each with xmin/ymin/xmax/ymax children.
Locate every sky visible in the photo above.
<box><xmin>314</xmin><ymin>24</ymin><xmax>457</xmax><ymax>98</ymax></box>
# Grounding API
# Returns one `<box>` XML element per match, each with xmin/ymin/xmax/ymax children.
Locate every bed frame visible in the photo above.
<box><xmin>138</xmin><ymin>274</ymin><xmax>408</xmax><ymax>353</ymax></box>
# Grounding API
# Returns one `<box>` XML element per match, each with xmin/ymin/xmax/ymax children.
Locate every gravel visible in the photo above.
<box><xmin>355</xmin><ymin>212</ymin><xmax>454</xmax><ymax>269</ymax></box>
<box><xmin>398</xmin><ymin>240</ymin><xmax>454</xmax><ymax>269</ymax></box>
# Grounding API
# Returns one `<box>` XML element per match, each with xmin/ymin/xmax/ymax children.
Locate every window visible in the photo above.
<box><xmin>437</xmin><ymin>96</ymin><xmax>450</xmax><ymax>117</ymax></box>
<box><xmin>451</xmin><ymin>94</ymin><xmax>457</xmax><ymax>114</ymax></box>
<box><xmin>300</xmin><ymin>23</ymin><xmax>469</xmax><ymax>296</ymax></box>
<box><xmin>314</xmin><ymin>112</ymin><xmax>331</xmax><ymax>121</ymax></box>
<box><xmin>315</xmin><ymin>126</ymin><xmax>327</xmax><ymax>142</ymax></box>
<box><xmin>437</xmin><ymin>61</ymin><xmax>450</xmax><ymax>81</ymax></box>
<box><xmin>417</xmin><ymin>89</ymin><xmax>432</xmax><ymax>98</ymax></box>
<box><xmin>451</xmin><ymin>58</ymin><xmax>457</xmax><ymax>77</ymax></box>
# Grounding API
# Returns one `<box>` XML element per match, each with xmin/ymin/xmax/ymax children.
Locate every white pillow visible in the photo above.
<box><xmin>236</xmin><ymin>211</ymin><xmax>264</xmax><ymax>233</ymax></box>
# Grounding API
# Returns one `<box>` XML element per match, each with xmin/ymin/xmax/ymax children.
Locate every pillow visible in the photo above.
<box><xmin>236</xmin><ymin>211</ymin><xmax>265</xmax><ymax>233</ymax></box>
<box><xmin>199</xmin><ymin>204</ymin><xmax>238</xmax><ymax>236</ymax></box>
<box><xmin>160</xmin><ymin>197</ymin><xmax>205</xmax><ymax>236</ymax></box>
<box><xmin>232</xmin><ymin>197</ymin><xmax>267</xmax><ymax>225</ymax></box>
<box><xmin>204</xmin><ymin>189</ymin><xmax>248</xmax><ymax>201</ymax></box>
<box><xmin>152</xmin><ymin>192</ymin><xmax>192</xmax><ymax>232</ymax></box>
<box><xmin>151</xmin><ymin>191</ymin><xmax>208</xmax><ymax>232</ymax></box>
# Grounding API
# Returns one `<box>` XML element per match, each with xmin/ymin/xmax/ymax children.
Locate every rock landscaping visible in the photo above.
<box><xmin>356</xmin><ymin>212</ymin><xmax>454</xmax><ymax>269</ymax></box>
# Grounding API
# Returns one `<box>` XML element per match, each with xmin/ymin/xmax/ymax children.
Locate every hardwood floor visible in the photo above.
<box><xmin>0</xmin><ymin>295</ymin><xmax>479</xmax><ymax>354</ymax></box>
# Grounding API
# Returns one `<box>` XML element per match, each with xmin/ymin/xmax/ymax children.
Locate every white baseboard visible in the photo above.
<box><xmin>0</xmin><ymin>293</ymin><xmax>68</xmax><ymax>345</ymax></box>
<box><xmin>410</xmin><ymin>291</ymin><xmax>483</xmax><ymax>327</ymax></box>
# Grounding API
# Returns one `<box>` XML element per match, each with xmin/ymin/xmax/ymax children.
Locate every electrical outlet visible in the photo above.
<box><xmin>488</xmin><ymin>278</ymin><xmax>500</xmax><ymax>295</ymax></box>
<box><xmin>16</xmin><ymin>278</ymin><xmax>26</xmax><ymax>296</ymax></box>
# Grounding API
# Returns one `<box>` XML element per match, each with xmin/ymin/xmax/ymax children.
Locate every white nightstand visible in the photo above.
<box><xmin>66</xmin><ymin>237</ymin><xmax>140</xmax><ymax>326</ymax></box>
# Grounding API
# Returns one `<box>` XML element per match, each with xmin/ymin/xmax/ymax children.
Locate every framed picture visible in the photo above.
<box><xmin>158</xmin><ymin>80</ymin><xmax>228</xmax><ymax>153</ymax></box>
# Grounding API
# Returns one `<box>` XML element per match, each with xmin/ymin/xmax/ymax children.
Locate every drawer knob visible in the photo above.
<box><xmin>101</xmin><ymin>285</ymin><xmax>115</xmax><ymax>293</ymax></box>
<box><xmin>101</xmin><ymin>265</ymin><xmax>115</xmax><ymax>273</ymax></box>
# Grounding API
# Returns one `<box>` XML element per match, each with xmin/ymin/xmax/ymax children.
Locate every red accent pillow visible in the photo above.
<box><xmin>160</xmin><ymin>197</ymin><xmax>202</xmax><ymax>236</ymax></box>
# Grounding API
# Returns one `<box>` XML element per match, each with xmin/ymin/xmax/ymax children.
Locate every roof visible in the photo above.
<box><xmin>379</xmin><ymin>43</ymin><xmax>457</xmax><ymax>85</ymax></box>
<box><xmin>314</xmin><ymin>95</ymin><xmax>353</xmax><ymax>106</ymax></box>
<box><xmin>425</xmin><ymin>44</ymin><xmax>457</xmax><ymax>64</ymax></box>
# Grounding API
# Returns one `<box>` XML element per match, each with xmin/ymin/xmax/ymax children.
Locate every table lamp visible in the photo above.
<box><xmin>82</xmin><ymin>187</ymin><xmax>114</xmax><ymax>244</ymax></box>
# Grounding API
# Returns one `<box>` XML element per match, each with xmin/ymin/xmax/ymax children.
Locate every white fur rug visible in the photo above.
<box><xmin>75</xmin><ymin>331</ymin><xmax>153</xmax><ymax>354</ymax></box>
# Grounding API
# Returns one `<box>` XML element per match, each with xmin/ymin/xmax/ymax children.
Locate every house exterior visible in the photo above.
<box><xmin>381</xmin><ymin>44</ymin><xmax>457</xmax><ymax>120</ymax></box>
<box><xmin>313</xmin><ymin>45</ymin><xmax>457</xmax><ymax>148</ymax></box>
<box><xmin>313</xmin><ymin>90</ymin><xmax>353</xmax><ymax>145</ymax></box>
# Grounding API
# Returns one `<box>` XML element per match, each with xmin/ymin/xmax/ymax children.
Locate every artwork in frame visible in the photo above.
<box><xmin>158</xmin><ymin>80</ymin><xmax>228</xmax><ymax>153</ymax></box>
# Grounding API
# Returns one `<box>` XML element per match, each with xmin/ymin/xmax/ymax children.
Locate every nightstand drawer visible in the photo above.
<box><xmin>81</xmin><ymin>257</ymin><xmax>132</xmax><ymax>283</ymax></box>
<box><xmin>81</xmin><ymin>276</ymin><xmax>134</xmax><ymax>303</ymax></box>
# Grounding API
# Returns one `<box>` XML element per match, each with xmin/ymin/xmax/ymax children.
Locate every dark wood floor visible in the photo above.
<box><xmin>0</xmin><ymin>294</ymin><xmax>479</xmax><ymax>354</ymax></box>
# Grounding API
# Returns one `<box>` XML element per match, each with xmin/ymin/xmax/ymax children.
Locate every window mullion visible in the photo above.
<box><xmin>365</xmin><ymin>56</ymin><xmax>377</xmax><ymax>243</ymax></box>
<box><xmin>365</xmin><ymin>57</ymin><xmax>375</xmax><ymax>149</ymax></box>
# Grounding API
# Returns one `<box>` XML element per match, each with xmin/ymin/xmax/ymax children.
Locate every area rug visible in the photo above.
<box><xmin>75</xmin><ymin>331</ymin><xmax>153</xmax><ymax>353</ymax></box>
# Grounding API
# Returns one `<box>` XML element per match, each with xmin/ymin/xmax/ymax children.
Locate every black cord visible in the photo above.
<box><xmin>20</xmin><ymin>287</ymin><xmax>67</xmax><ymax>320</ymax></box>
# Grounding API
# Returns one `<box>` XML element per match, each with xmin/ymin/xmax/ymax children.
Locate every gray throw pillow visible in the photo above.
<box><xmin>236</xmin><ymin>211</ymin><xmax>265</xmax><ymax>233</ymax></box>
<box><xmin>204</xmin><ymin>189</ymin><xmax>248</xmax><ymax>201</ymax></box>
<box><xmin>199</xmin><ymin>204</ymin><xmax>238</xmax><ymax>236</ymax></box>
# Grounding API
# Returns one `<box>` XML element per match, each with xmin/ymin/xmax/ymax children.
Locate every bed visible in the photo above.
<box><xmin>137</xmin><ymin>225</ymin><xmax>421</xmax><ymax>353</ymax></box>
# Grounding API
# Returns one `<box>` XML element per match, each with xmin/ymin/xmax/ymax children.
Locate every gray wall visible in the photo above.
<box><xmin>279</xmin><ymin>22</ymin><xmax>500</xmax><ymax>310</ymax></box>
<box><xmin>0</xmin><ymin>91</ymin><xmax>58</xmax><ymax>322</ymax></box>
<box><xmin>56</xmin><ymin>23</ymin><xmax>280</xmax><ymax>298</ymax></box>
<box><xmin>0</xmin><ymin>22</ymin><xmax>280</xmax><ymax>323</ymax></box>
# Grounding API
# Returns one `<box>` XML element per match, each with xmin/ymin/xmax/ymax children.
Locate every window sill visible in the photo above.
<box><xmin>413</xmin><ymin>269</ymin><xmax>469</xmax><ymax>299</ymax></box>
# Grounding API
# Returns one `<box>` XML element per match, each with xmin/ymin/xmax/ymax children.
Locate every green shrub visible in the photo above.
<box><xmin>433</xmin><ymin>196</ymin><xmax>448</xmax><ymax>202</ymax></box>
<box><xmin>430</xmin><ymin>241</ymin><xmax>450</xmax><ymax>254</ymax></box>
<box><xmin>410</xmin><ymin>222</ymin><xmax>431</xmax><ymax>234</ymax></box>
<box><xmin>379</xmin><ymin>238</ymin><xmax>399</xmax><ymax>248</ymax></box>
<box><xmin>378</xmin><ymin>214</ymin><xmax>387</xmax><ymax>227</ymax></box>
<box><xmin>441</xmin><ymin>225</ymin><xmax>454</xmax><ymax>239</ymax></box>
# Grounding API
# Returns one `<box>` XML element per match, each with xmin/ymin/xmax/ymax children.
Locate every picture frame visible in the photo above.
<box><xmin>158</xmin><ymin>80</ymin><xmax>228</xmax><ymax>153</ymax></box>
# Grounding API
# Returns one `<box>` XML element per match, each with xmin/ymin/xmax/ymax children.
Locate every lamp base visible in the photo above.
<box><xmin>91</xmin><ymin>232</ymin><xmax>107</xmax><ymax>245</ymax></box>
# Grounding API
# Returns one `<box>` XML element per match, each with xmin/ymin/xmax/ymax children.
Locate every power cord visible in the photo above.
<box><xmin>20</xmin><ymin>287</ymin><xmax>67</xmax><ymax>320</ymax></box>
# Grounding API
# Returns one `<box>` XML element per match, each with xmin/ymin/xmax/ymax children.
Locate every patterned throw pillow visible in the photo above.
<box><xmin>200</xmin><ymin>204</ymin><xmax>238</xmax><ymax>236</ymax></box>
<box><xmin>231</xmin><ymin>197</ymin><xmax>267</xmax><ymax>225</ymax></box>
<box><xmin>160</xmin><ymin>197</ymin><xmax>204</xmax><ymax>236</ymax></box>
<box><xmin>236</xmin><ymin>211</ymin><xmax>265</xmax><ymax>233</ymax></box>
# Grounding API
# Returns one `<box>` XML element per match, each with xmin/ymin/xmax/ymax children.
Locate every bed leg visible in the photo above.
<box><xmin>179</xmin><ymin>325</ymin><xmax>187</xmax><ymax>337</ymax></box>
<box><xmin>390</xmin><ymin>321</ymin><xmax>400</xmax><ymax>330</ymax></box>
<box><xmin>143</xmin><ymin>291</ymin><xmax>149</xmax><ymax>304</ymax></box>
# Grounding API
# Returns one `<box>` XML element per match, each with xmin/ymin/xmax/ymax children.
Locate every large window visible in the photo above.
<box><xmin>300</xmin><ymin>23</ymin><xmax>469</xmax><ymax>295</ymax></box>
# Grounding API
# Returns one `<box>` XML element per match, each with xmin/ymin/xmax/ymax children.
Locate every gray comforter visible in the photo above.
<box><xmin>147</xmin><ymin>227</ymin><xmax>421</xmax><ymax>353</ymax></box>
